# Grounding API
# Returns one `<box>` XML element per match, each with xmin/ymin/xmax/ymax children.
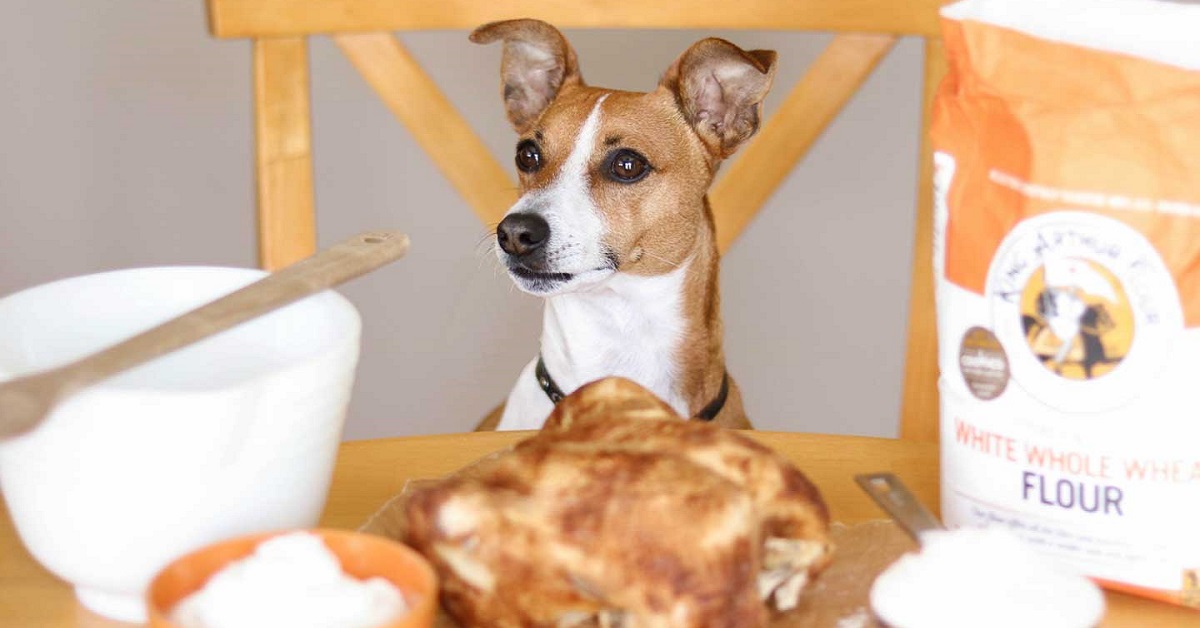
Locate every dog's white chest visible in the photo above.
<box><xmin>547</xmin><ymin>269</ymin><xmax>688</xmax><ymax>395</ymax></box>
<box><xmin>498</xmin><ymin>265</ymin><xmax>691</xmax><ymax>430</ymax></box>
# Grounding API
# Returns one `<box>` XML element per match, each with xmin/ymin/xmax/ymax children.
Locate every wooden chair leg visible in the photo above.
<box><xmin>474</xmin><ymin>402</ymin><xmax>505</xmax><ymax>432</ymax></box>
<box><xmin>899</xmin><ymin>37</ymin><xmax>948</xmax><ymax>443</ymax></box>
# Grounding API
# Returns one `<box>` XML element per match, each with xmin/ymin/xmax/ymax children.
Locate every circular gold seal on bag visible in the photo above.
<box><xmin>1020</xmin><ymin>258</ymin><xmax>1134</xmax><ymax>381</ymax></box>
<box><xmin>986</xmin><ymin>212</ymin><xmax>1182</xmax><ymax>412</ymax></box>
<box><xmin>959</xmin><ymin>326</ymin><xmax>1009</xmax><ymax>400</ymax></box>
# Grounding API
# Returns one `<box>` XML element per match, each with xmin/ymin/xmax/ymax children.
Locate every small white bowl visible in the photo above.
<box><xmin>0</xmin><ymin>266</ymin><xmax>362</xmax><ymax>623</ymax></box>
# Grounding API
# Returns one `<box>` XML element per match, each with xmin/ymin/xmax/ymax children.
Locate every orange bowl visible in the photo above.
<box><xmin>146</xmin><ymin>529</ymin><xmax>438</xmax><ymax>628</ymax></box>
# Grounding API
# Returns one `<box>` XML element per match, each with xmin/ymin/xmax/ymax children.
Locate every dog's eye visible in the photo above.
<box><xmin>607</xmin><ymin>149</ymin><xmax>650</xmax><ymax>183</ymax></box>
<box><xmin>515</xmin><ymin>140</ymin><xmax>542</xmax><ymax>174</ymax></box>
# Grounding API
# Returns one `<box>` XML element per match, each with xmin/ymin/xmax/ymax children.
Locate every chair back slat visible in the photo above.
<box><xmin>710</xmin><ymin>33</ymin><xmax>897</xmax><ymax>253</ymax></box>
<box><xmin>253</xmin><ymin>36</ymin><xmax>317</xmax><ymax>270</ymax></box>
<box><xmin>335</xmin><ymin>32</ymin><xmax>516</xmax><ymax>227</ymax></box>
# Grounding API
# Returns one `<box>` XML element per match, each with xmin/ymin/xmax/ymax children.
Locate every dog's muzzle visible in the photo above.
<box><xmin>496</xmin><ymin>212</ymin><xmax>577</xmax><ymax>293</ymax></box>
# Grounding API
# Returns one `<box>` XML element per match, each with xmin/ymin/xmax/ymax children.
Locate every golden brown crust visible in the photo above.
<box><xmin>405</xmin><ymin>378</ymin><xmax>832</xmax><ymax>626</ymax></box>
<box><xmin>542</xmin><ymin>377</ymin><xmax>679</xmax><ymax>431</ymax></box>
<box><xmin>406</xmin><ymin>446</ymin><xmax>766</xmax><ymax>627</ymax></box>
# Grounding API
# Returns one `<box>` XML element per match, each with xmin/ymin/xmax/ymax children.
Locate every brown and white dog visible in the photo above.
<box><xmin>473</xmin><ymin>19</ymin><xmax>775</xmax><ymax>431</ymax></box>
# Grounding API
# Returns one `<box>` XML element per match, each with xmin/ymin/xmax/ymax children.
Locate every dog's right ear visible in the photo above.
<box><xmin>661</xmin><ymin>39</ymin><xmax>777</xmax><ymax>160</ymax></box>
<box><xmin>470</xmin><ymin>19</ymin><xmax>583</xmax><ymax>133</ymax></box>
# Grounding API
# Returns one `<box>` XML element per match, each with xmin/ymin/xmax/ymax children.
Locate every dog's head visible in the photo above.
<box><xmin>472</xmin><ymin>20</ymin><xmax>776</xmax><ymax>295</ymax></box>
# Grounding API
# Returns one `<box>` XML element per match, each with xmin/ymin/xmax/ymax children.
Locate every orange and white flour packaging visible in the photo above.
<box><xmin>932</xmin><ymin>0</ymin><xmax>1200</xmax><ymax>606</ymax></box>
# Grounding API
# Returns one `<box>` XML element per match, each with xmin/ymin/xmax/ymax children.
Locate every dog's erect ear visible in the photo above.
<box><xmin>661</xmin><ymin>39</ymin><xmax>777</xmax><ymax>159</ymax></box>
<box><xmin>470</xmin><ymin>19</ymin><xmax>583</xmax><ymax>133</ymax></box>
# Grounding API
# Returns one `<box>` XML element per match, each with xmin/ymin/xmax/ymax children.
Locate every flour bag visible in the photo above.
<box><xmin>932</xmin><ymin>0</ymin><xmax>1200</xmax><ymax>606</ymax></box>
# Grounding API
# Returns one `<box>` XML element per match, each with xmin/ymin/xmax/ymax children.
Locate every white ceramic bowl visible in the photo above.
<box><xmin>0</xmin><ymin>266</ymin><xmax>361</xmax><ymax>623</ymax></box>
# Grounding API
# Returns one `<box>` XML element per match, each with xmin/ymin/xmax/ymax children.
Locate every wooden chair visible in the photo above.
<box><xmin>205</xmin><ymin>0</ymin><xmax>948</xmax><ymax>442</ymax></box>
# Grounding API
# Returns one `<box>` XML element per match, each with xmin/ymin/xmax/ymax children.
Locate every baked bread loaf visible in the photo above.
<box><xmin>404</xmin><ymin>378</ymin><xmax>833</xmax><ymax>627</ymax></box>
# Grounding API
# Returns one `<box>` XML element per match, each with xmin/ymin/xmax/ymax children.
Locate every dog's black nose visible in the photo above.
<box><xmin>497</xmin><ymin>213</ymin><xmax>550</xmax><ymax>257</ymax></box>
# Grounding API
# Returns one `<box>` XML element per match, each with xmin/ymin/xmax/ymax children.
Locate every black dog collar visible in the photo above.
<box><xmin>534</xmin><ymin>355</ymin><xmax>567</xmax><ymax>404</ymax></box>
<box><xmin>535</xmin><ymin>355</ymin><xmax>729</xmax><ymax>421</ymax></box>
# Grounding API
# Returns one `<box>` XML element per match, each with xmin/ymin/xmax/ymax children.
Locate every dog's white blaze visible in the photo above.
<box><xmin>543</xmin><ymin>96</ymin><xmax>608</xmax><ymax>275</ymax></box>
<box><xmin>497</xmin><ymin>96</ymin><xmax>609</xmax><ymax>280</ymax></box>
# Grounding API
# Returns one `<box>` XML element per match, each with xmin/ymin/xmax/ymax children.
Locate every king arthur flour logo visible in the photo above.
<box><xmin>986</xmin><ymin>212</ymin><xmax>1182</xmax><ymax>412</ymax></box>
<box><xmin>1021</xmin><ymin>257</ymin><xmax>1132</xmax><ymax>380</ymax></box>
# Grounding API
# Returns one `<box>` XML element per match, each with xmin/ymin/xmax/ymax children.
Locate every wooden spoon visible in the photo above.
<box><xmin>0</xmin><ymin>230</ymin><xmax>409</xmax><ymax>440</ymax></box>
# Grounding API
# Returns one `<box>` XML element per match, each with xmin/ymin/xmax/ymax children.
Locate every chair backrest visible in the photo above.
<box><xmin>205</xmin><ymin>0</ymin><xmax>948</xmax><ymax>442</ymax></box>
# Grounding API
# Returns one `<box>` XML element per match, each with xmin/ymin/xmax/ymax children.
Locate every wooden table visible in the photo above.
<box><xmin>0</xmin><ymin>431</ymin><xmax>1195</xmax><ymax>626</ymax></box>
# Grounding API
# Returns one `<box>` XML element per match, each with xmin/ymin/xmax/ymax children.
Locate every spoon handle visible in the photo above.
<box><xmin>855</xmin><ymin>472</ymin><xmax>946</xmax><ymax>544</ymax></box>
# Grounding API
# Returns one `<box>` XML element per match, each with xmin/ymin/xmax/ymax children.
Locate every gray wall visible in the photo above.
<box><xmin>0</xmin><ymin>1</ymin><xmax>921</xmax><ymax>439</ymax></box>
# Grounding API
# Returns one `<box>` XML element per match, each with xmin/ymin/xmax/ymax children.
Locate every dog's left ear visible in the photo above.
<box><xmin>470</xmin><ymin>19</ymin><xmax>583</xmax><ymax>133</ymax></box>
<box><xmin>661</xmin><ymin>39</ymin><xmax>777</xmax><ymax>159</ymax></box>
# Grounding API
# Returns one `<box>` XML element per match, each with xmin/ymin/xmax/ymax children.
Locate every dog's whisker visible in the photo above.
<box><xmin>638</xmin><ymin>249</ymin><xmax>682</xmax><ymax>269</ymax></box>
<box><xmin>474</xmin><ymin>242</ymin><xmax>497</xmax><ymax>260</ymax></box>
<box><xmin>476</xmin><ymin>230</ymin><xmax>498</xmax><ymax>249</ymax></box>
